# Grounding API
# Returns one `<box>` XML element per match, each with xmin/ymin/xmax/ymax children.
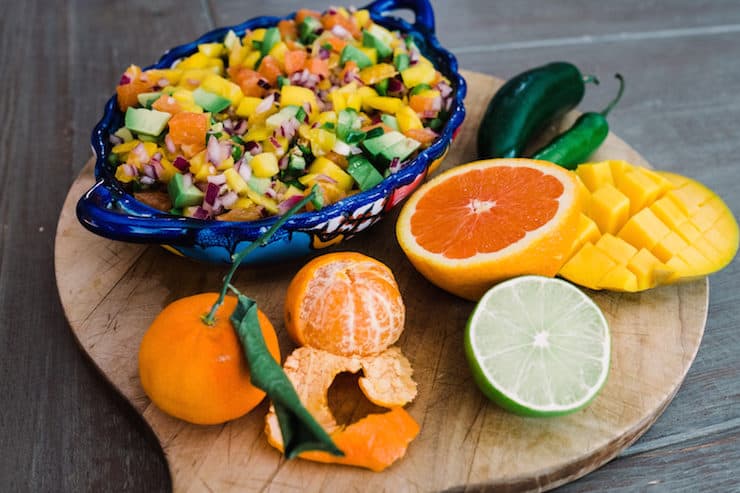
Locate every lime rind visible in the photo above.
<box><xmin>465</xmin><ymin>276</ymin><xmax>611</xmax><ymax>417</ymax></box>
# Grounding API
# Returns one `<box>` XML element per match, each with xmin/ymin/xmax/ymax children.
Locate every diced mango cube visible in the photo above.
<box><xmin>568</xmin><ymin>213</ymin><xmax>601</xmax><ymax>258</ymax></box>
<box><xmin>353</xmin><ymin>9</ymin><xmax>370</xmax><ymax>28</ymax></box>
<box><xmin>246</xmin><ymin>189</ymin><xmax>279</xmax><ymax>214</ymax></box>
<box><xmin>396</xmin><ymin>105</ymin><xmax>424</xmax><ymax>132</ymax></box>
<box><xmin>693</xmin><ymin>238</ymin><xmax>722</xmax><ymax>264</ymax></box>
<box><xmin>345</xmin><ymin>92</ymin><xmax>363</xmax><ymax>112</ymax></box>
<box><xmin>281</xmin><ymin>85</ymin><xmax>319</xmax><ymax>115</ymax></box>
<box><xmin>675</xmin><ymin>221</ymin><xmax>702</xmax><ymax>244</ymax></box>
<box><xmin>638</xmin><ymin>167</ymin><xmax>675</xmax><ymax>196</ymax></box>
<box><xmin>595</xmin><ymin>233</ymin><xmax>638</xmax><ymax>264</ymax></box>
<box><xmin>678</xmin><ymin>245</ymin><xmax>713</xmax><ymax>275</ymax></box>
<box><xmin>665</xmin><ymin>184</ymin><xmax>707</xmax><ymax>215</ymax></box>
<box><xmin>559</xmin><ymin>243</ymin><xmax>617</xmax><ymax>290</ymax></box>
<box><xmin>359</xmin><ymin>63</ymin><xmax>397</xmax><ymax>85</ymax></box>
<box><xmin>308</xmin><ymin>156</ymin><xmax>353</xmax><ymax>191</ymax></box>
<box><xmin>616</xmin><ymin>168</ymin><xmax>665</xmax><ymax>215</ymax></box>
<box><xmin>618</xmin><ymin>208</ymin><xmax>671</xmax><ymax>251</ymax></box>
<box><xmin>589</xmin><ymin>184</ymin><xmax>630</xmax><ymax>234</ymax></box>
<box><xmin>251</xmin><ymin>152</ymin><xmax>279</xmax><ymax>178</ymax></box>
<box><xmin>242</xmin><ymin>51</ymin><xmax>261</xmax><ymax>70</ymax></box>
<box><xmin>224</xmin><ymin>168</ymin><xmax>249</xmax><ymax>194</ymax></box>
<box><xmin>216</xmin><ymin>156</ymin><xmax>234</xmax><ymax>171</ymax></box>
<box><xmin>235</xmin><ymin>96</ymin><xmax>264</xmax><ymax>118</ymax></box>
<box><xmin>201</xmin><ymin>74</ymin><xmax>244</xmax><ymax>105</ymax></box>
<box><xmin>576</xmin><ymin>161</ymin><xmax>614</xmax><ymax>192</ymax></box>
<box><xmin>198</xmin><ymin>43</ymin><xmax>224</xmax><ymax>58</ymax></box>
<box><xmin>269</xmin><ymin>41</ymin><xmax>289</xmax><ymax>66</ymax></box>
<box><xmin>244</xmin><ymin>123</ymin><xmax>273</xmax><ymax>142</ymax></box>
<box><xmin>598</xmin><ymin>266</ymin><xmax>639</xmax><ymax>292</ymax></box>
<box><xmin>400</xmin><ymin>61</ymin><xmax>435</xmax><ymax>87</ymax></box>
<box><xmin>364</xmin><ymin>96</ymin><xmax>403</xmax><ymax>114</ymax></box>
<box><xmin>177</xmin><ymin>52</ymin><xmax>223</xmax><ymax>72</ymax></box>
<box><xmin>651</xmin><ymin>232</ymin><xmax>689</xmax><ymax>263</ymax></box>
<box><xmin>650</xmin><ymin>196</ymin><xmax>688</xmax><ymax>231</ymax></box>
<box><xmin>608</xmin><ymin>160</ymin><xmax>631</xmax><ymax>181</ymax></box>
<box><xmin>627</xmin><ymin>248</ymin><xmax>673</xmax><ymax>290</ymax></box>
<box><xmin>664</xmin><ymin>255</ymin><xmax>692</xmax><ymax>283</ymax></box>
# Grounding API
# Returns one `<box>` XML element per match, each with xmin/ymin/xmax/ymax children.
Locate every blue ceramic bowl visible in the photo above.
<box><xmin>77</xmin><ymin>0</ymin><xmax>466</xmax><ymax>265</ymax></box>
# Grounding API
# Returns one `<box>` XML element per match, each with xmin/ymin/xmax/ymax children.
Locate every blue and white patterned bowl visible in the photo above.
<box><xmin>76</xmin><ymin>0</ymin><xmax>466</xmax><ymax>265</ymax></box>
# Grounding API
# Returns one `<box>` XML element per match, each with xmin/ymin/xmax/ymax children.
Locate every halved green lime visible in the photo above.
<box><xmin>465</xmin><ymin>276</ymin><xmax>610</xmax><ymax>417</ymax></box>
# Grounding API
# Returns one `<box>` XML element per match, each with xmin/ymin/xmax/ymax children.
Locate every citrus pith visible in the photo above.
<box><xmin>396</xmin><ymin>158</ymin><xmax>585</xmax><ymax>300</ymax></box>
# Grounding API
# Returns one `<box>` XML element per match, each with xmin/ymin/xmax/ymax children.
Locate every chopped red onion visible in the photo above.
<box><xmin>191</xmin><ymin>207</ymin><xmax>209</xmax><ymax>220</ymax></box>
<box><xmin>302</xmin><ymin>102</ymin><xmax>313</xmax><ymax>116</ymax></box>
<box><xmin>142</xmin><ymin>164</ymin><xmax>156</xmax><ymax>179</ymax></box>
<box><xmin>244</xmin><ymin>140</ymin><xmax>262</xmax><ymax>155</ymax></box>
<box><xmin>173</xmin><ymin>156</ymin><xmax>190</xmax><ymax>172</ymax></box>
<box><xmin>207</xmin><ymin>173</ymin><xmax>227</xmax><ymax>185</ymax></box>
<box><xmin>437</xmin><ymin>81</ymin><xmax>453</xmax><ymax>98</ymax></box>
<box><xmin>182</xmin><ymin>173</ymin><xmax>193</xmax><ymax>189</ymax></box>
<box><xmin>444</xmin><ymin>97</ymin><xmax>453</xmax><ymax>111</ymax></box>
<box><xmin>388</xmin><ymin>157</ymin><xmax>402</xmax><ymax>174</ymax></box>
<box><xmin>255</xmin><ymin>93</ymin><xmax>275</xmax><ymax>114</ymax></box>
<box><xmin>264</xmin><ymin>187</ymin><xmax>278</xmax><ymax>199</ymax></box>
<box><xmin>221</xmin><ymin>191</ymin><xmax>238</xmax><ymax>208</ymax></box>
<box><xmin>207</xmin><ymin>135</ymin><xmax>231</xmax><ymax>164</ymax></box>
<box><xmin>388</xmin><ymin>77</ymin><xmax>404</xmax><ymax>94</ymax></box>
<box><xmin>157</xmin><ymin>78</ymin><xmax>169</xmax><ymax>88</ymax></box>
<box><xmin>234</xmin><ymin>119</ymin><xmax>248</xmax><ymax>135</ymax></box>
<box><xmin>318</xmin><ymin>47</ymin><xmax>330</xmax><ymax>60</ymax></box>
<box><xmin>269</xmin><ymin>136</ymin><xmax>284</xmax><ymax>156</ymax></box>
<box><xmin>140</xmin><ymin>176</ymin><xmax>155</xmax><ymax>185</ymax></box>
<box><xmin>331</xmin><ymin>25</ymin><xmax>351</xmax><ymax>39</ymax></box>
<box><xmin>279</xmin><ymin>155</ymin><xmax>290</xmax><ymax>170</ymax></box>
<box><xmin>257</xmin><ymin>78</ymin><xmax>271</xmax><ymax>90</ymax></box>
<box><xmin>205</xmin><ymin>182</ymin><xmax>220</xmax><ymax>206</ymax></box>
<box><xmin>165</xmin><ymin>134</ymin><xmax>176</xmax><ymax>154</ymax></box>
<box><xmin>222</xmin><ymin>119</ymin><xmax>234</xmax><ymax>133</ymax></box>
<box><xmin>279</xmin><ymin>117</ymin><xmax>300</xmax><ymax>140</ymax></box>
<box><xmin>122</xmin><ymin>164</ymin><xmax>138</xmax><ymax>177</ymax></box>
<box><xmin>195</xmin><ymin>181</ymin><xmax>208</xmax><ymax>193</ymax></box>
<box><xmin>119</xmin><ymin>73</ymin><xmax>132</xmax><ymax>85</ymax></box>
<box><xmin>131</xmin><ymin>143</ymin><xmax>149</xmax><ymax>163</ymax></box>
<box><xmin>278</xmin><ymin>194</ymin><xmax>306</xmax><ymax>215</ymax></box>
<box><xmin>332</xmin><ymin>140</ymin><xmax>351</xmax><ymax>156</ymax></box>
<box><xmin>238</xmin><ymin>162</ymin><xmax>252</xmax><ymax>182</ymax></box>
<box><xmin>315</xmin><ymin>174</ymin><xmax>337</xmax><ymax>184</ymax></box>
<box><xmin>109</xmin><ymin>134</ymin><xmax>123</xmax><ymax>145</ymax></box>
<box><xmin>326</xmin><ymin>7</ymin><xmax>337</xmax><ymax>15</ymax></box>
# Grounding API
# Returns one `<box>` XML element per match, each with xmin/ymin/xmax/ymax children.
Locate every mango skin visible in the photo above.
<box><xmin>559</xmin><ymin>161</ymin><xmax>738</xmax><ymax>292</ymax></box>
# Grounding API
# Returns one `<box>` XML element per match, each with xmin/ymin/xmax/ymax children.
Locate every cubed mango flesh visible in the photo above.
<box><xmin>589</xmin><ymin>184</ymin><xmax>630</xmax><ymax>234</ymax></box>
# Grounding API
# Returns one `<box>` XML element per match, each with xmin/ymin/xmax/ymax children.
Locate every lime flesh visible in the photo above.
<box><xmin>465</xmin><ymin>276</ymin><xmax>611</xmax><ymax>417</ymax></box>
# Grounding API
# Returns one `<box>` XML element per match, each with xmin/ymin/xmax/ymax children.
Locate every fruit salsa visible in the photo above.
<box><xmin>109</xmin><ymin>6</ymin><xmax>455</xmax><ymax>221</ymax></box>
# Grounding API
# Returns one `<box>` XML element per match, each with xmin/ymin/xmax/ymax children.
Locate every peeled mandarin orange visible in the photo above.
<box><xmin>396</xmin><ymin>158</ymin><xmax>585</xmax><ymax>301</ymax></box>
<box><xmin>285</xmin><ymin>252</ymin><xmax>405</xmax><ymax>356</ymax></box>
<box><xmin>138</xmin><ymin>293</ymin><xmax>280</xmax><ymax>425</ymax></box>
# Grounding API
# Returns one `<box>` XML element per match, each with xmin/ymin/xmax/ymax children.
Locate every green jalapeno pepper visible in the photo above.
<box><xmin>532</xmin><ymin>74</ymin><xmax>625</xmax><ymax>169</ymax></box>
<box><xmin>477</xmin><ymin>62</ymin><xmax>598</xmax><ymax>159</ymax></box>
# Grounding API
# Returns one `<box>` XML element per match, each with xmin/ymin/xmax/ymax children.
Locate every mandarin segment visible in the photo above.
<box><xmin>285</xmin><ymin>252</ymin><xmax>405</xmax><ymax>356</ymax></box>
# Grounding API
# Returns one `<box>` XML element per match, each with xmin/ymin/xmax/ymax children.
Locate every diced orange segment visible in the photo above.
<box><xmin>559</xmin><ymin>243</ymin><xmax>617</xmax><ymax>290</ymax></box>
<box><xmin>598</xmin><ymin>265</ymin><xmax>639</xmax><ymax>292</ymax></box>
<box><xmin>618</xmin><ymin>207</ymin><xmax>671</xmax><ymax>251</ymax></box>
<box><xmin>589</xmin><ymin>184</ymin><xmax>630</xmax><ymax>234</ymax></box>
<box><xmin>576</xmin><ymin>161</ymin><xmax>614</xmax><ymax>192</ymax></box>
<box><xmin>650</xmin><ymin>197</ymin><xmax>688</xmax><ymax>231</ymax></box>
<box><xmin>167</xmin><ymin>111</ymin><xmax>208</xmax><ymax>149</ymax></box>
<box><xmin>595</xmin><ymin>233</ymin><xmax>638</xmax><ymax>264</ymax></box>
<box><xmin>651</xmin><ymin>232</ymin><xmax>688</xmax><ymax>263</ymax></box>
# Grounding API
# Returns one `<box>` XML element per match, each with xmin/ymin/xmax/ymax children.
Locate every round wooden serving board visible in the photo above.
<box><xmin>55</xmin><ymin>70</ymin><xmax>708</xmax><ymax>492</ymax></box>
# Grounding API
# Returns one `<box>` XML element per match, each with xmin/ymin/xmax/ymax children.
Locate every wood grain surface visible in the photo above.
<box><xmin>54</xmin><ymin>71</ymin><xmax>709</xmax><ymax>492</ymax></box>
<box><xmin>2</xmin><ymin>1</ymin><xmax>739</xmax><ymax>492</ymax></box>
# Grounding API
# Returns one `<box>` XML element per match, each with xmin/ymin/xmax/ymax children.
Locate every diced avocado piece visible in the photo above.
<box><xmin>347</xmin><ymin>155</ymin><xmax>384</xmax><ymax>191</ymax></box>
<box><xmin>362</xmin><ymin>130</ymin><xmax>405</xmax><ymax>158</ymax></box>
<box><xmin>410</xmin><ymin>83</ymin><xmax>433</xmax><ymax>96</ymax></box>
<box><xmin>138</xmin><ymin>134</ymin><xmax>160</xmax><ymax>143</ymax></box>
<box><xmin>287</xmin><ymin>154</ymin><xmax>306</xmax><ymax>173</ymax></box>
<box><xmin>394</xmin><ymin>53</ymin><xmax>410</xmax><ymax>72</ymax></box>
<box><xmin>299</xmin><ymin>16</ymin><xmax>322</xmax><ymax>44</ymax></box>
<box><xmin>125</xmin><ymin>107</ymin><xmax>171</xmax><ymax>137</ymax></box>
<box><xmin>192</xmin><ymin>87</ymin><xmax>231</xmax><ymax>113</ymax></box>
<box><xmin>248</xmin><ymin>176</ymin><xmax>272</xmax><ymax>194</ymax></box>
<box><xmin>380</xmin><ymin>136</ymin><xmax>421</xmax><ymax>164</ymax></box>
<box><xmin>362</xmin><ymin>30</ymin><xmax>392</xmax><ymax>60</ymax></box>
<box><xmin>113</xmin><ymin>127</ymin><xmax>134</xmax><ymax>142</ymax></box>
<box><xmin>380</xmin><ymin>114</ymin><xmax>399</xmax><ymax>131</ymax></box>
<box><xmin>168</xmin><ymin>173</ymin><xmax>204</xmax><ymax>208</ymax></box>
<box><xmin>137</xmin><ymin>91</ymin><xmax>162</xmax><ymax>108</ymax></box>
<box><xmin>340</xmin><ymin>45</ymin><xmax>373</xmax><ymax>69</ymax></box>
<box><xmin>265</xmin><ymin>105</ymin><xmax>301</xmax><ymax>128</ymax></box>
<box><xmin>336</xmin><ymin>108</ymin><xmax>361</xmax><ymax>141</ymax></box>
<box><xmin>261</xmin><ymin>27</ymin><xmax>281</xmax><ymax>56</ymax></box>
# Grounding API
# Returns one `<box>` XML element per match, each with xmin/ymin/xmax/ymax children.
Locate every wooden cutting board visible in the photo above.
<box><xmin>54</xmin><ymin>70</ymin><xmax>708</xmax><ymax>492</ymax></box>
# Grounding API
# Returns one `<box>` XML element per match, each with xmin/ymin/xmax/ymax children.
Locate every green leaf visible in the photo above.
<box><xmin>230</xmin><ymin>294</ymin><xmax>342</xmax><ymax>458</ymax></box>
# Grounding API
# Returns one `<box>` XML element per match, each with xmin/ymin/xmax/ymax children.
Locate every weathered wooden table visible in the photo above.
<box><xmin>1</xmin><ymin>1</ymin><xmax>738</xmax><ymax>491</ymax></box>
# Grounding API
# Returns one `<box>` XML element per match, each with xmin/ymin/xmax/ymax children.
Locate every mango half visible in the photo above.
<box><xmin>559</xmin><ymin>160</ymin><xmax>738</xmax><ymax>292</ymax></box>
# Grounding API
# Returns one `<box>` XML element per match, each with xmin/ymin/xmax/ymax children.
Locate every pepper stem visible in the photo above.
<box><xmin>202</xmin><ymin>186</ymin><xmax>320</xmax><ymax>325</ymax></box>
<box><xmin>600</xmin><ymin>74</ymin><xmax>625</xmax><ymax>117</ymax></box>
<box><xmin>583</xmin><ymin>74</ymin><xmax>600</xmax><ymax>85</ymax></box>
